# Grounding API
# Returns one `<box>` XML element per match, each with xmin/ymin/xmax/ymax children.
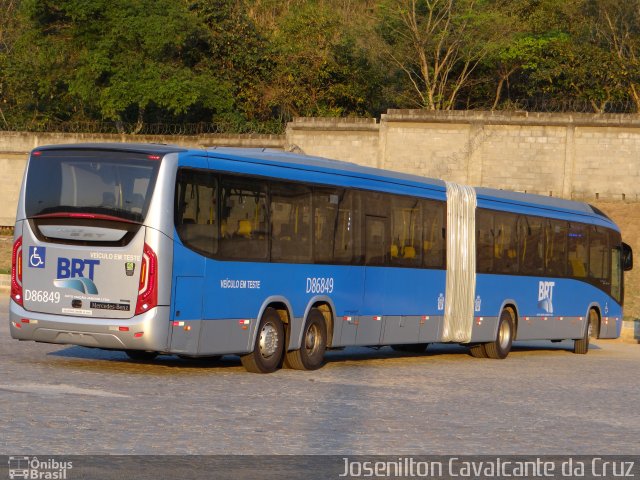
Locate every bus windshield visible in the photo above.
<box><xmin>25</xmin><ymin>150</ymin><xmax>161</xmax><ymax>223</ymax></box>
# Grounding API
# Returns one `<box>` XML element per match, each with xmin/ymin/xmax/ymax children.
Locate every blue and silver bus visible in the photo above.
<box><xmin>10</xmin><ymin>143</ymin><xmax>633</xmax><ymax>373</ymax></box>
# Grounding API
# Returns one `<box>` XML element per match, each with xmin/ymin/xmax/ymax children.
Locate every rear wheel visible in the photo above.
<box><xmin>241</xmin><ymin>308</ymin><xmax>285</xmax><ymax>373</ymax></box>
<box><xmin>391</xmin><ymin>343</ymin><xmax>429</xmax><ymax>353</ymax></box>
<box><xmin>284</xmin><ymin>308</ymin><xmax>327</xmax><ymax>370</ymax></box>
<box><xmin>484</xmin><ymin>308</ymin><xmax>515</xmax><ymax>359</ymax></box>
<box><xmin>574</xmin><ymin>309</ymin><xmax>597</xmax><ymax>354</ymax></box>
<box><xmin>125</xmin><ymin>350</ymin><xmax>158</xmax><ymax>361</ymax></box>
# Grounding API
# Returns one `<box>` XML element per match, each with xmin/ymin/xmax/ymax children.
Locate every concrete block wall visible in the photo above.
<box><xmin>286</xmin><ymin>117</ymin><xmax>379</xmax><ymax>168</ymax></box>
<box><xmin>2</xmin><ymin>110</ymin><xmax>640</xmax><ymax>225</ymax></box>
<box><xmin>0</xmin><ymin>131</ymin><xmax>285</xmax><ymax>226</ymax></box>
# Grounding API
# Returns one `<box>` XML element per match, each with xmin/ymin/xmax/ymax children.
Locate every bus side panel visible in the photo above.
<box><xmin>474</xmin><ymin>274</ymin><xmax>622</xmax><ymax>341</ymax></box>
<box><xmin>200</xmin><ymin>262</ymin><xmax>365</xmax><ymax>351</ymax></box>
<box><xmin>361</xmin><ymin>267</ymin><xmax>445</xmax><ymax>345</ymax></box>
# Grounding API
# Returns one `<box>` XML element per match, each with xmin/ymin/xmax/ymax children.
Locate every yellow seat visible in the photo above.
<box><xmin>570</xmin><ymin>258</ymin><xmax>586</xmax><ymax>277</ymax></box>
<box><xmin>237</xmin><ymin>220</ymin><xmax>252</xmax><ymax>238</ymax></box>
<box><xmin>403</xmin><ymin>246</ymin><xmax>416</xmax><ymax>259</ymax></box>
<box><xmin>390</xmin><ymin>244</ymin><xmax>399</xmax><ymax>258</ymax></box>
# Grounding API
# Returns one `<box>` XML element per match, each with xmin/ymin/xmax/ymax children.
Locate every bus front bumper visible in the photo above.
<box><xmin>9</xmin><ymin>300</ymin><xmax>171</xmax><ymax>352</ymax></box>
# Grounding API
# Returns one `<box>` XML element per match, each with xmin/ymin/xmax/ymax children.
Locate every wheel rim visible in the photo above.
<box><xmin>259</xmin><ymin>322</ymin><xmax>279</xmax><ymax>358</ymax></box>
<box><xmin>304</xmin><ymin>323</ymin><xmax>320</xmax><ymax>355</ymax></box>
<box><xmin>498</xmin><ymin>317</ymin><xmax>511</xmax><ymax>350</ymax></box>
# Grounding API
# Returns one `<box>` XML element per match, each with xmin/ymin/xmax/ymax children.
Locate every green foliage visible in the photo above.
<box><xmin>2</xmin><ymin>0</ymin><xmax>640</xmax><ymax>132</ymax></box>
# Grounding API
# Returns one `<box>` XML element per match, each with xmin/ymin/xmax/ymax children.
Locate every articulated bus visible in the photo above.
<box><xmin>10</xmin><ymin>144</ymin><xmax>633</xmax><ymax>373</ymax></box>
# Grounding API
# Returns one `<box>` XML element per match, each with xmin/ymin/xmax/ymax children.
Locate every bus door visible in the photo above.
<box><xmin>170</xmin><ymin>167</ymin><xmax>211</xmax><ymax>354</ymax></box>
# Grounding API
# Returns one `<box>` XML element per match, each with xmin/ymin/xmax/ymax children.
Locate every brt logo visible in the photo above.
<box><xmin>538</xmin><ymin>281</ymin><xmax>555</xmax><ymax>314</ymax></box>
<box><xmin>54</xmin><ymin>257</ymin><xmax>101</xmax><ymax>295</ymax></box>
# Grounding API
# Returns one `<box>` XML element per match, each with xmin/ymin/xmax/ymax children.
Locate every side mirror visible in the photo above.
<box><xmin>622</xmin><ymin>242</ymin><xmax>633</xmax><ymax>271</ymax></box>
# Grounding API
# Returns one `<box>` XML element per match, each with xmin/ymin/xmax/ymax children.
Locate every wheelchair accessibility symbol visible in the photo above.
<box><xmin>28</xmin><ymin>246</ymin><xmax>46</xmax><ymax>268</ymax></box>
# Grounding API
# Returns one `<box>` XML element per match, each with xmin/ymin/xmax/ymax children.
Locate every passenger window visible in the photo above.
<box><xmin>545</xmin><ymin>219</ymin><xmax>567</xmax><ymax>276</ymax></box>
<box><xmin>493</xmin><ymin>212</ymin><xmax>518</xmax><ymax>274</ymax></box>
<box><xmin>567</xmin><ymin>222</ymin><xmax>588</xmax><ymax>278</ymax></box>
<box><xmin>333</xmin><ymin>190</ymin><xmax>362</xmax><ymax>264</ymax></box>
<box><xmin>518</xmin><ymin>215</ymin><xmax>544</xmax><ymax>275</ymax></box>
<box><xmin>174</xmin><ymin>169</ymin><xmax>218</xmax><ymax>256</ymax></box>
<box><xmin>476</xmin><ymin>209</ymin><xmax>494</xmax><ymax>273</ymax></box>
<box><xmin>589</xmin><ymin>225</ymin><xmax>610</xmax><ymax>290</ymax></box>
<box><xmin>610</xmin><ymin>231</ymin><xmax>623</xmax><ymax>303</ymax></box>
<box><xmin>271</xmin><ymin>183</ymin><xmax>312</xmax><ymax>263</ymax></box>
<box><xmin>422</xmin><ymin>200</ymin><xmax>445</xmax><ymax>268</ymax></box>
<box><xmin>365</xmin><ymin>215</ymin><xmax>388</xmax><ymax>266</ymax></box>
<box><xmin>313</xmin><ymin>188</ymin><xmax>341</xmax><ymax>263</ymax></box>
<box><xmin>390</xmin><ymin>196</ymin><xmax>422</xmax><ymax>267</ymax></box>
<box><xmin>219</xmin><ymin>177</ymin><xmax>268</xmax><ymax>260</ymax></box>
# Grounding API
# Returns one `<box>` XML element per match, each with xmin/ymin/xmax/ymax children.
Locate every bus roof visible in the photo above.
<box><xmin>207</xmin><ymin>147</ymin><xmax>611</xmax><ymax>226</ymax></box>
<box><xmin>30</xmin><ymin>143</ymin><xmax>613</xmax><ymax>226</ymax></box>
<box><xmin>34</xmin><ymin>143</ymin><xmax>187</xmax><ymax>155</ymax></box>
<box><xmin>207</xmin><ymin>146</ymin><xmax>447</xmax><ymax>190</ymax></box>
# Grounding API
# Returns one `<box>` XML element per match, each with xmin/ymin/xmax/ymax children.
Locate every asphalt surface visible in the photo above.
<box><xmin>1</xmin><ymin>294</ymin><xmax>639</xmax><ymax>456</ymax></box>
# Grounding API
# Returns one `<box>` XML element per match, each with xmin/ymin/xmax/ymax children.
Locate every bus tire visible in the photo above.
<box><xmin>391</xmin><ymin>343</ymin><xmax>429</xmax><ymax>353</ymax></box>
<box><xmin>484</xmin><ymin>308</ymin><xmax>514</xmax><ymax>359</ymax></box>
<box><xmin>468</xmin><ymin>344</ymin><xmax>488</xmax><ymax>358</ymax></box>
<box><xmin>284</xmin><ymin>308</ymin><xmax>327</xmax><ymax>370</ymax></box>
<box><xmin>241</xmin><ymin>307</ymin><xmax>285</xmax><ymax>373</ymax></box>
<box><xmin>574</xmin><ymin>309</ymin><xmax>596</xmax><ymax>354</ymax></box>
<box><xmin>125</xmin><ymin>350</ymin><xmax>158</xmax><ymax>361</ymax></box>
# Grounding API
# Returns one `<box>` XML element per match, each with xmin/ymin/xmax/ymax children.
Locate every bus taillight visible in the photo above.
<box><xmin>135</xmin><ymin>243</ymin><xmax>158</xmax><ymax>315</ymax></box>
<box><xmin>11</xmin><ymin>236</ymin><xmax>23</xmax><ymax>306</ymax></box>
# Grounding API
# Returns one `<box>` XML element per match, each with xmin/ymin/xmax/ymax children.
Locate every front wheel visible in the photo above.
<box><xmin>241</xmin><ymin>308</ymin><xmax>285</xmax><ymax>373</ymax></box>
<box><xmin>284</xmin><ymin>308</ymin><xmax>327</xmax><ymax>370</ymax></box>
<box><xmin>484</xmin><ymin>308</ymin><xmax>515</xmax><ymax>359</ymax></box>
<box><xmin>468</xmin><ymin>343</ymin><xmax>488</xmax><ymax>358</ymax></box>
<box><xmin>574</xmin><ymin>309</ymin><xmax>597</xmax><ymax>354</ymax></box>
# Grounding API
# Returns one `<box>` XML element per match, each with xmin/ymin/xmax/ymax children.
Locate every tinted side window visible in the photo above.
<box><xmin>422</xmin><ymin>200</ymin><xmax>445</xmax><ymax>268</ymax></box>
<box><xmin>494</xmin><ymin>212</ymin><xmax>519</xmax><ymax>274</ymax></box>
<box><xmin>313</xmin><ymin>188</ymin><xmax>341</xmax><ymax>263</ymax></box>
<box><xmin>567</xmin><ymin>222</ymin><xmax>589</xmax><ymax>278</ymax></box>
<box><xmin>610</xmin><ymin>230</ymin><xmax>623</xmax><ymax>303</ymax></box>
<box><xmin>390</xmin><ymin>196</ymin><xmax>422</xmax><ymax>267</ymax></box>
<box><xmin>175</xmin><ymin>169</ymin><xmax>218</xmax><ymax>256</ymax></box>
<box><xmin>545</xmin><ymin>219</ymin><xmax>567</xmax><ymax>276</ymax></box>
<box><xmin>518</xmin><ymin>215</ymin><xmax>544</xmax><ymax>275</ymax></box>
<box><xmin>333</xmin><ymin>190</ymin><xmax>362</xmax><ymax>264</ymax></box>
<box><xmin>589</xmin><ymin>225</ymin><xmax>610</xmax><ymax>292</ymax></box>
<box><xmin>219</xmin><ymin>177</ymin><xmax>268</xmax><ymax>260</ymax></box>
<box><xmin>476</xmin><ymin>209</ymin><xmax>494</xmax><ymax>273</ymax></box>
<box><xmin>271</xmin><ymin>183</ymin><xmax>312</xmax><ymax>263</ymax></box>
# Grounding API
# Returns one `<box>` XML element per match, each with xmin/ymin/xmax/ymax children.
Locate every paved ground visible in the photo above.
<box><xmin>1</xmin><ymin>295</ymin><xmax>639</xmax><ymax>456</ymax></box>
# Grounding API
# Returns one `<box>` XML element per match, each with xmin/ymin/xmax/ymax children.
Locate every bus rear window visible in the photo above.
<box><xmin>25</xmin><ymin>150</ymin><xmax>161</xmax><ymax>223</ymax></box>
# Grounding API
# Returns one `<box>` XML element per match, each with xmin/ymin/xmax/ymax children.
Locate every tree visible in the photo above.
<box><xmin>589</xmin><ymin>0</ymin><xmax>640</xmax><ymax>111</ymax></box>
<box><xmin>375</xmin><ymin>0</ymin><xmax>511</xmax><ymax>110</ymax></box>
<box><xmin>255</xmin><ymin>0</ymin><xmax>383</xmax><ymax>121</ymax></box>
